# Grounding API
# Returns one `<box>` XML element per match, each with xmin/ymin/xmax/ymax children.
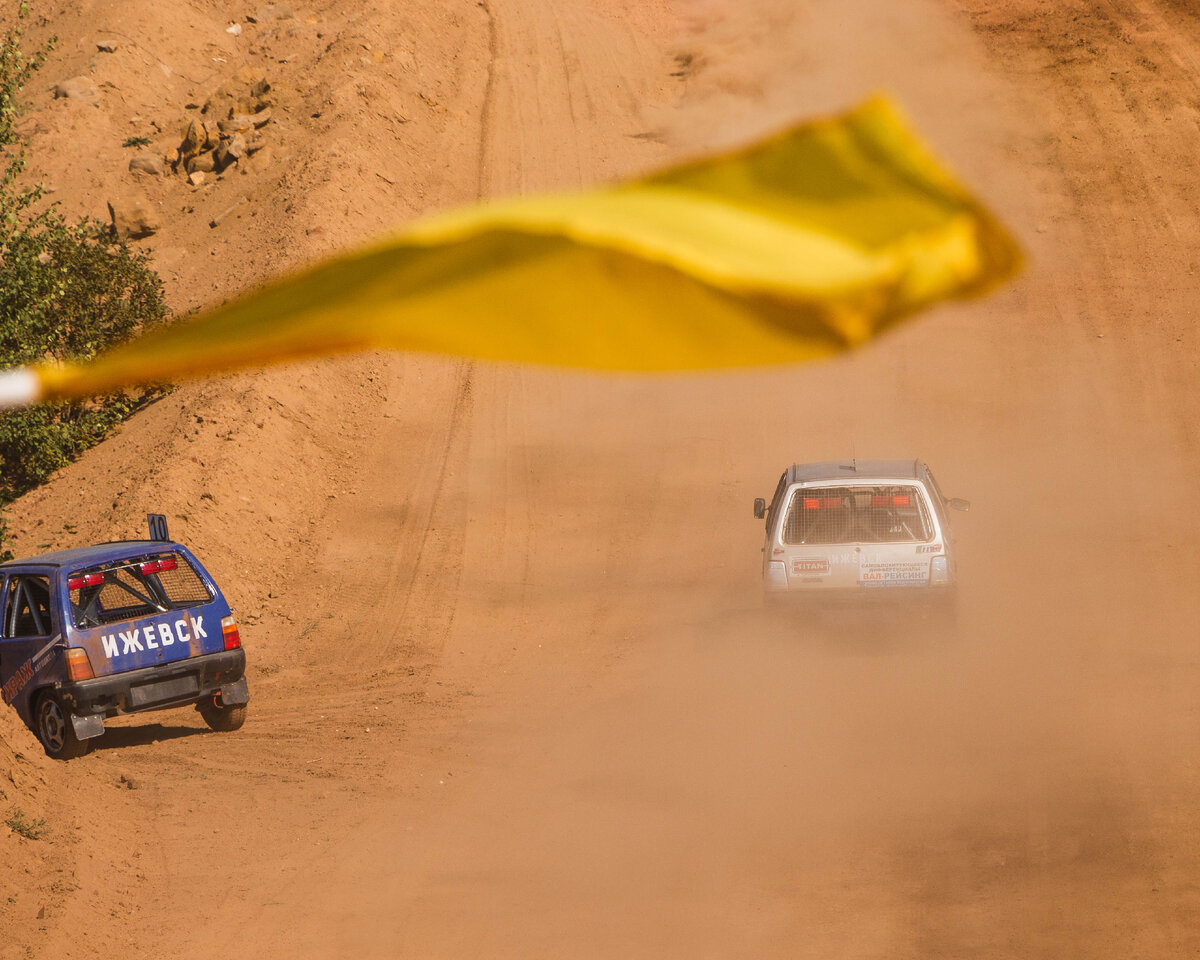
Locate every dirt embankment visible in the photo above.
<box><xmin>3</xmin><ymin>0</ymin><xmax>1200</xmax><ymax>957</ymax></box>
<box><xmin>0</xmin><ymin>0</ymin><xmax>495</xmax><ymax>943</ymax></box>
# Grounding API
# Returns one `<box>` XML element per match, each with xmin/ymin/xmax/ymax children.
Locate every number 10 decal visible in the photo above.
<box><xmin>147</xmin><ymin>513</ymin><xmax>170</xmax><ymax>542</ymax></box>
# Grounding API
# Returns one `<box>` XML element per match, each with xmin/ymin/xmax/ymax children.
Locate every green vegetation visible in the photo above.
<box><xmin>5</xmin><ymin>806</ymin><xmax>47</xmax><ymax>839</ymax></box>
<box><xmin>0</xmin><ymin>5</ymin><xmax>169</xmax><ymax>559</ymax></box>
<box><xmin>121</xmin><ymin>135</ymin><xmax>151</xmax><ymax>148</ymax></box>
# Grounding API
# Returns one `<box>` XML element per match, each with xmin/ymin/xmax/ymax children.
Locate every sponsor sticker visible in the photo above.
<box><xmin>916</xmin><ymin>543</ymin><xmax>943</xmax><ymax>554</ymax></box>
<box><xmin>98</xmin><ymin>614</ymin><xmax>205</xmax><ymax>660</ymax></box>
<box><xmin>859</xmin><ymin>559</ymin><xmax>930</xmax><ymax>588</ymax></box>
<box><xmin>1</xmin><ymin>658</ymin><xmax>34</xmax><ymax>704</ymax></box>
<box><xmin>2</xmin><ymin>635</ymin><xmax>61</xmax><ymax>704</ymax></box>
<box><xmin>791</xmin><ymin>558</ymin><xmax>830</xmax><ymax>576</ymax></box>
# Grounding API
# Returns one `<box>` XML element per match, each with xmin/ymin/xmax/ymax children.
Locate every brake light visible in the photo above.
<box><xmin>65</xmin><ymin>648</ymin><xmax>94</xmax><ymax>681</ymax></box>
<box><xmin>803</xmin><ymin>498</ymin><xmax>820</xmax><ymax>510</ymax></box>
<box><xmin>893</xmin><ymin>495</ymin><xmax>910</xmax><ymax>507</ymax></box>
<box><xmin>140</xmin><ymin>556</ymin><xmax>178</xmax><ymax>575</ymax></box>
<box><xmin>803</xmin><ymin>497</ymin><xmax>841</xmax><ymax>509</ymax></box>
<box><xmin>221</xmin><ymin>615</ymin><xmax>241</xmax><ymax>650</ymax></box>
<box><xmin>68</xmin><ymin>572</ymin><xmax>104</xmax><ymax>590</ymax></box>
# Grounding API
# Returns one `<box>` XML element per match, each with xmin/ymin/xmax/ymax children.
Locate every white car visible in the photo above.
<box><xmin>753</xmin><ymin>459</ymin><xmax>969</xmax><ymax>602</ymax></box>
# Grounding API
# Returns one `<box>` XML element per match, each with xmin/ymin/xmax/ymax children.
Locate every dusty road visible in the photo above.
<box><xmin>2</xmin><ymin>0</ymin><xmax>1200</xmax><ymax>956</ymax></box>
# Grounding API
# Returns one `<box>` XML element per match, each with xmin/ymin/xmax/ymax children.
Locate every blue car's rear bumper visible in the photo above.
<box><xmin>56</xmin><ymin>648</ymin><xmax>246</xmax><ymax>717</ymax></box>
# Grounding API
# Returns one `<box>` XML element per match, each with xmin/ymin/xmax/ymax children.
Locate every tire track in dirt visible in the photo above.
<box><xmin>868</xmin><ymin>1</ymin><xmax>1200</xmax><ymax>953</ymax></box>
<box><xmin>475</xmin><ymin>0</ymin><xmax>499</xmax><ymax>200</ymax></box>
<box><xmin>301</xmin><ymin>358</ymin><xmax>475</xmax><ymax>686</ymax></box>
<box><xmin>74</xmin><ymin>4</ymin><xmax>679</xmax><ymax>956</ymax></box>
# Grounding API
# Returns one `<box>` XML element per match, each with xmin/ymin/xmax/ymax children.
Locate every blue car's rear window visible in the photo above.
<box><xmin>69</xmin><ymin>552</ymin><xmax>213</xmax><ymax>628</ymax></box>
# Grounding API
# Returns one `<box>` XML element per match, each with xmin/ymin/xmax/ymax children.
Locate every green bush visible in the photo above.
<box><xmin>5</xmin><ymin>806</ymin><xmax>47</xmax><ymax>839</ymax></box>
<box><xmin>0</xmin><ymin>5</ymin><xmax>169</xmax><ymax>558</ymax></box>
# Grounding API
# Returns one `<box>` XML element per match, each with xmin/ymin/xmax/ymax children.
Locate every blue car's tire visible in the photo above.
<box><xmin>34</xmin><ymin>691</ymin><xmax>91</xmax><ymax>760</ymax></box>
<box><xmin>198</xmin><ymin>695</ymin><xmax>246</xmax><ymax>732</ymax></box>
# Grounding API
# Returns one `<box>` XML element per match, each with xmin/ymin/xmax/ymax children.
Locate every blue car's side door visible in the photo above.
<box><xmin>0</xmin><ymin>570</ymin><xmax>60</xmax><ymax>726</ymax></box>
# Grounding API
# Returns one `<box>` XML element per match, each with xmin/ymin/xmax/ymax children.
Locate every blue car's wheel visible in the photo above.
<box><xmin>198</xmin><ymin>695</ymin><xmax>246</xmax><ymax>732</ymax></box>
<box><xmin>34</xmin><ymin>691</ymin><xmax>91</xmax><ymax>760</ymax></box>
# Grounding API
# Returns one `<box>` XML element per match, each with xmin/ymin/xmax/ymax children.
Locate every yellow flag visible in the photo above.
<box><xmin>6</xmin><ymin>96</ymin><xmax>1019</xmax><ymax>407</ymax></box>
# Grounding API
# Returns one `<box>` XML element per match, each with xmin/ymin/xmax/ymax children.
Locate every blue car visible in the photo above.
<box><xmin>0</xmin><ymin>515</ymin><xmax>248</xmax><ymax>759</ymax></box>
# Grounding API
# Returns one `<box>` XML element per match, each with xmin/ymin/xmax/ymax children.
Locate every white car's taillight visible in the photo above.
<box><xmin>766</xmin><ymin>561</ymin><xmax>788</xmax><ymax>590</ymax></box>
<box><xmin>930</xmin><ymin>556</ymin><xmax>949</xmax><ymax>584</ymax></box>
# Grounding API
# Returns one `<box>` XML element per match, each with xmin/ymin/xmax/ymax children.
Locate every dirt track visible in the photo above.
<box><xmin>2</xmin><ymin>0</ymin><xmax>1200</xmax><ymax>956</ymax></box>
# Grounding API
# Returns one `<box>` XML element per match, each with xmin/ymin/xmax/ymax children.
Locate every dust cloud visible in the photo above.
<box><xmin>4</xmin><ymin>0</ymin><xmax>1199</xmax><ymax>955</ymax></box>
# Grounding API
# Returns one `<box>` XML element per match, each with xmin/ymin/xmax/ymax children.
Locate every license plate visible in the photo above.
<box><xmin>129</xmin><ymin>674</ymin><xmax>199</xmax><ymax>708</ymax></box>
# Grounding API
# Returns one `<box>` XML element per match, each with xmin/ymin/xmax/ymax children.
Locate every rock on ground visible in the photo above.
<box><xmin>106</xmin><ymin>196</ymin><xmax>160</xmax><ymax>238</ymax></box>
<box><xmin>52</xmin><ymin>76</ymin><xmax>99</xmax><ymax>104</ymax></box>
<box><xmin>128</xmin><ymin>152</ymin><xmax>164</xmax><ymax>176</ymax></box>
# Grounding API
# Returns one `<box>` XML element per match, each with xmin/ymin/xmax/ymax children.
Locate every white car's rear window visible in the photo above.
<box><xmin>782</xmin><ymin>485</ymin><xmax>932</xmax><ymax>544</ymax></box>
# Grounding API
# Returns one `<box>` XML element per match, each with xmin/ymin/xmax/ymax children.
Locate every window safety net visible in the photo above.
<box><xmin>69</xmin><ymin>552</ymin><xmax>213</xmax><ymax>628</ymax></box>
<box><xmin>782</xmin><ymin>485</ymin><xmax>931</xmax><ymax>545</ymax></box>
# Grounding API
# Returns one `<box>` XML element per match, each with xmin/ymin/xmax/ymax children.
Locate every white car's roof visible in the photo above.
<box><xmin>785</xmin><ymin>459</ymin><xmax>924</xmax><ymax>484</ymax></box>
